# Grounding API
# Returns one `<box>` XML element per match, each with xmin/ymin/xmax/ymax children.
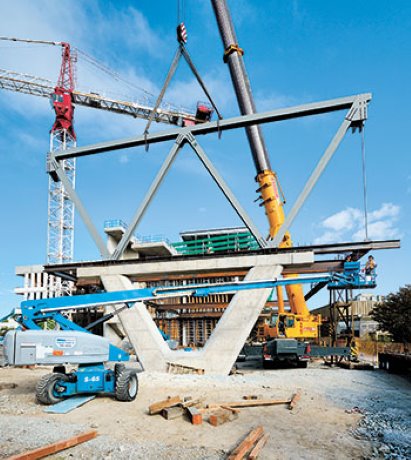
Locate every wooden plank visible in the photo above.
<box><xmin>208</xmin><ymin>399</ymin><xmax>290</xmax><ymax>408</ymax></box>
<box><xmin>249</xmin><ymin>434</ymin><xmax>269</xmax><ymax>460</ymax></box>
<box><xmin>43</xmin><ymin>395</ymin><xmax>95</xmax><ymax>414</ymax></box>
<box><xmin>167</xmin><ymin>362</ymin><xmax>205</xmax><ymax>375</ymax></box>
<box><xmin>149</xmin><ymin>396</ymin><xmax>182</xmax><ymax>415</ymax></box>
<box><xmin>8</xmin><ymin>430</ymin><xmax>97</xmax><ymax>460</ymax></box>
<box><xmin>221</xmin><ymin>405</ymin><xmax>240</xmax><ymax>414</ymax></box>
<box><xmin>162</xmin><ymin>406</ymin><xmax>184</xmax><ymax>420</ymax></box>
<box><xmin>289</xmin><ymin>392</ymin><xmax>301</xmax><ymax>410</ymax></box>
<box><xmin>228</xmin><ymin>426</ymin><xmax>264</xmax><ymax>460</ymax></box>
<box><xmin>181</xmin><ymin>398</ymin><xmax>205</xmax><ymax>409</ymax></box>
<box><xmin>187</xmin><ymin>406</ymin><xmax>203</xmax><ymax>425</ymax></box>
<box><xmin>209</xmin><ymin>408</ymin><xmax>238</xmax><ymax>427</ymax></box>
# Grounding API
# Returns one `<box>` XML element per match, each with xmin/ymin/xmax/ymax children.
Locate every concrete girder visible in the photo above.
<box><xmin>78</xmin><ymin>251</ymin><xmax>313</xmax><ymax>280</ymax></box>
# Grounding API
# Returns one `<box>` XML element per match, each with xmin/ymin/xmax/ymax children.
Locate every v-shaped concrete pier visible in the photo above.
<box><xmin>97</xmin><ymin>251</ymin><xmax>311</xmax><ymax>375</ymax></box>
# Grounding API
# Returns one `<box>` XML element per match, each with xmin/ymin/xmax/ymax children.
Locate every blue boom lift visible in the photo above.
<box><xmin>3</xmin><ymin>264</ymin><xmax>375</xmax><ymax>404</ymax></box>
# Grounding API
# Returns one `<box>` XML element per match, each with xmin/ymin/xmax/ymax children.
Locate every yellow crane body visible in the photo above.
<box><xmin>257</xmin><ymin>170</ymin><xmax>321</xmax><ymax>340</ymax></box>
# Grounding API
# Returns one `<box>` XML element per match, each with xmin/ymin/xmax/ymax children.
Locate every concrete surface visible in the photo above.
<box><xmin>101</xmin><ymin>263</ymin><xmax>282</xmax><ymax>375</ymax></box>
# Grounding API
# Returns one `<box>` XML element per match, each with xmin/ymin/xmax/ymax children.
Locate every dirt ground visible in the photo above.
<box><xmin>0</xmin><ymin>360</ymin><xmax>410</xmax><ymax>459</ymax></box>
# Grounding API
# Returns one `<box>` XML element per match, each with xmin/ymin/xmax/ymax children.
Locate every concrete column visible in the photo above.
<box><xmin>203</xmin><ymin>263</ymin><xmax>282</xmax><ymax>373</ymax></box>
<box><xmin>101</xmin><ymin>275</ymin><xmax>170</xmax><ymax>372</ymax></box>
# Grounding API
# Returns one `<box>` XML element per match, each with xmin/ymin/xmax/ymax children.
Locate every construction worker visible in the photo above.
<box><xmin>365</xmin><ymin>255</ymin><xmax>377</xmax><ymax>275</ymax></box>
<box><xmin>364</xmin><ymin>255</ymin><xmax>377</xmax><ymax>283</ymax></box>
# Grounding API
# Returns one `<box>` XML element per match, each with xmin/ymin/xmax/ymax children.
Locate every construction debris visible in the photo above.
<box><xmin>249</xmin><ymin>434</ymin><xmax>269</xmax><ymax>460</ymax></box>
<box><xmin>0</xmin><ymin>382</ymin><xmax>18</xmax><ymax>390</ymax></box>
<box><xmin>7</xmin><ymin>430</ymin><xmax>97</xmax><ymax>460</ymax></box>
<box><xmin>187</xmin><ymin>406</ymin><xmax>203</xmax><ymax>425</ymax></box>
<box><xmin>148</xmin><ymin>392</ymin><xmax>299</xmax><ymax>433</ymax></box>
<box><xmin>209</xmin><ymin>407</ymin><xmax>239</xmax><ymax>426</ymax></box>
<box><xmin>228</xmin><ymin>425</ymin><xmax>265</xmax><ymax>460</ymax></box>
<box><xmin>167</xmin><ymin>362</ymin><xmax>205</xmax><ymax>374</ymax></box>
<box><xmin>149</xmin><ymin>396</ymin><xmax>182</xmax><ymax>415</ymax></box>
<box><xmin>208</xmin><ymin>398</ymin><xmax>291</xmax><ymax>408</ymax></box>
<box><xmin>221</xmin><ymin>405</ymin><xmax>241</xmax><ymax>414</ymax></box>
<box><xmin>181</xmin><ymin>397</ymin><xmax>204</xmax><ymax>409</ymax></box>
<box><xmin>289</xmin><ymin>391</ymin><xmax>301</xmax><ymax>410</ymax></box>
<box><xmin>162</xmin><ymin>406</ymin><xmax>185</xmax><ymax>420</ymax></box>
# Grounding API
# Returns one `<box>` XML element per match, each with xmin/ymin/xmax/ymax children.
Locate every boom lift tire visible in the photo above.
<box><xmin>36</xmin><ymin>372</ymin><xmax>69</xmax><ymax>405</ymax></box>
<box><xmin>114</xmin><ymin>363</ymin><xmax>125</xmax><ymax>379</ymax></box>
<box><xmin>115</xmin><ymin>369</ymin><xmax>138</xmax><ymax>402</ymax></box>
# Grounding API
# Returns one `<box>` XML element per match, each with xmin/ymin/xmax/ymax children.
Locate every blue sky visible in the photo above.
<box><xmin>0</xmin><ymin>0</ymin><xmax>409</xmax><ymax>315</ymax></box>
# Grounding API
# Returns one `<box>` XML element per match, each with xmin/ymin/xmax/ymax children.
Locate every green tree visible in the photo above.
<box><xmin>371</xmin><ymin>285</ymin><xmax>411</xmax><ymax>343</ymax></box>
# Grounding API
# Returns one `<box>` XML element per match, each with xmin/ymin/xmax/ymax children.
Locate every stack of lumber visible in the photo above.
<box><xmin>228</xmin><ymin>426</ymin><xmax>269</xmax><ymax>460</ymax></box>
<box><xmin>148</xmin><ymin>391</ymin><xmax>301</xmax><ymax>427</ymax></box>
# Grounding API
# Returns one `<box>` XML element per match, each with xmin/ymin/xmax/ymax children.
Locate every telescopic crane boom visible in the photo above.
<box><xmin>210</xmin><ymin>0</ymin><xmax>316</xmax><ymax>338</ymax></box>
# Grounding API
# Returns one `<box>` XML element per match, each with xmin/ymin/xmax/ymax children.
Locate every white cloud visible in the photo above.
<box><xmin>321</xmin><ymin>207</ymin><xmax>362</xmax><ymax>232</ymax></box>
<box><xmin>255</xmin><ymin>92</ymin><xmax>296</xmax><ymax>112</ymax></box>
<box><xmin>352</xmin><ymin>220</ymin><xmax>401</xmax><ymax>241</ymax></box>
<box><xmin>313</xmin><ymin>231</ymin><xmax>339</xmax><ymax>245</ymax></box>
<box><xmin>368</xmin><ymin>203</ymin><xmax>400</xmax><ymax>222</ymax></box>
<box><xmin>119</xmin><ymin>154</ymin><xmax>130</xmax><ymax>165</ymax></box>
<box><xmin>314</xmin><ymin>203</ymin><xmax>401</xmax><ymax>244</ymax></box>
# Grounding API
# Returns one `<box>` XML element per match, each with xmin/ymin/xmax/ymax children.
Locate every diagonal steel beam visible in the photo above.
<box><xmin>111</xmin><ymin>134</ymin><xmax>187</xmax><ymax>260</ymax></box>
<box><xmin>185</xmin><ymin>133</ymin><xmax>266</xmax><ymax>248</ymax></box>
<box><xmin>48</xmin><ymin>153</ymin><xmax>109</xmax><ymax>258</ymax></box>
<box><xmin>269</xmin><ymin>97</ymin><xmax>364</xmax><ymax>248</ymax></box>
<box><xmin>53</xmin><ymin>93</ymin><xmax>372</xmax><ymax>160</ymax></box>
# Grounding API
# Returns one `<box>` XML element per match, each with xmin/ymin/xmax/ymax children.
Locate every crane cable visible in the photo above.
<box><xmin>361</xmin><ymin>124</ymin><xmax>369</xmax><ymax>241</ymax></box>
<box><xmin>177</xmin><ymin>0</ymin><xmax>185</xmax><ymax>24</ymax></box>
<box><xmin>144</xmin><ymin>1</ymin><xmax>222</xmax><ymax>138</ymax></box>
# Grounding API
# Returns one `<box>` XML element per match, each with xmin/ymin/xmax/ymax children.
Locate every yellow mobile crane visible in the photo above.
<box><xmin>211</xmin><ymin>0</ymin><xmax>320</xmax><ymax>340</ymax></box>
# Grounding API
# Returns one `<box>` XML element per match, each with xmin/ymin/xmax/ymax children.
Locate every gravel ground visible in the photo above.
<box><xmin>0</xmin><ymin>361</ymin><xmax>409</xmax><ymax>459</ymax></box>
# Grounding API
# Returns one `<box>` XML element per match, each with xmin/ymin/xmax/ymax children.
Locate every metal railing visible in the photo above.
<box><xmin>172</xmin><ymin>232</ymin><xmax>259</xmax><ymax>255</ymax></box>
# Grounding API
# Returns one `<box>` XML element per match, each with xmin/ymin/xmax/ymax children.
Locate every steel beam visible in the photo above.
<box><xmin>111</xmin><ymin>132</ymin><xmax>267</xmax><ymax>259</ymax></box>
<box><xmin>53</xmin><ymin>93</ymin><xmax>372</xmax><ymax>160</ymax></box>
<box><xmin>269</xmin><ymin>97</ymin><xmax>366</xmax><ymax>248</ymax></box>
<box><xmin>185</xmin><ymin>134</ymin><xmax>266</xmax><ymax>248</ymax></box>
<box><xmin>111</xmin><ymin>134</ymin><xmax>186</xmax><ymax>260</ymax></box>
<box><xmin>48</xmin><ymin>153</ymin><xmax>109</xmax><ymax>258</ymax></box>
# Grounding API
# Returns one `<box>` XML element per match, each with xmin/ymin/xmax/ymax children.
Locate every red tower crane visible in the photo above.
<box><xmin>51</xmin><ymin>41</ymin><xmax>76</xmax><ymax>140</ymax></box>
<box><xmin>0</xmin><ymin>36</ymin><xmax>205</xmax><ymax>268</ymax></box>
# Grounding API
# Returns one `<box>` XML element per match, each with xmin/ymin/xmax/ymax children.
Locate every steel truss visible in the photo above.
<box><xmin>47</xmin><ymin>93</ymin><xmax>371</xmax><ymax>261</ymax></box>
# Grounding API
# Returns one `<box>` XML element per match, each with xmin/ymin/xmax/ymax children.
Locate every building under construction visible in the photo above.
<box><xmin>2</xmin><ymin>0</ymin><xmax>401</xmax><ymax>376</ymax></box>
